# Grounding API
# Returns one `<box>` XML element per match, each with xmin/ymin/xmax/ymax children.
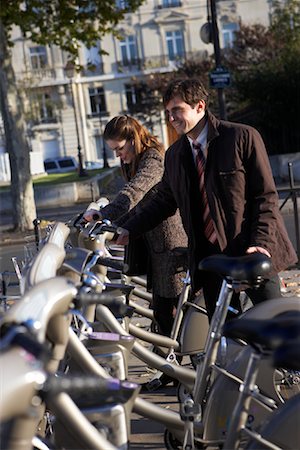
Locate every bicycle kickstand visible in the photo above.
<box><xmin>180</xmin><ymin>398</ymin><xmax>201</xmax><ymax>450</ymax></box>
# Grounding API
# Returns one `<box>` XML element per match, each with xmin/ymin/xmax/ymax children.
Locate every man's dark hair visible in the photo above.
<box><xmin>163</xmin><ymin>78</ymin><xmax>209</xmax><ymax>107</ymax></box>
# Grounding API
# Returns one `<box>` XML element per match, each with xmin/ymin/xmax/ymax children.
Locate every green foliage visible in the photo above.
<box><xmin>127</xmin><ymin>58</ymin><xmax>220</xmax><ymax>128</ymax></box>
<box><xmin>223</xmin><ymin>0</ymin><xmax>300</xmax><ymax>154</ymax></box>
<box><xmin>271</xmin><ymin>0</ymin><xmax>300</xmax><ymax>45</ymax></box>
<box><xmin>126</xmin><ymin>79</ymin><xmax>163</xmax><ymax>130</ymax></box>
<box><xmin>128</xmin><ymin>0</ymin><xmax>299</xmax><ymax>153</ymax></box>
<box><xmin>176</xmin><ymin>58</ymin><xmax>220</xmax><ymax>114</ymax></box>
<box><xmin>0</xmin><ymin>0</ymin><xmax>145</xmax><ymax>58</ymax></box>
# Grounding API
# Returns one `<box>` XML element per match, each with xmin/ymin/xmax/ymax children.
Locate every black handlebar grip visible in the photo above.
<box><xmin>13</xmin><ymin>333</ymin><xmax>50</xmax><ymax>360</ymax></box>
<box><xmin>99</xmin><ymin>224</ymin><xmax>119</xmax><ymax>234</ymax></box>
<box><xmin>42</xmin><ymin>376</ymin><xmax>138</xmax><ymax>405</ymax></box>
<box><xmin>74</xmin><ymin>293</ymin><xmax>134</xmax><ymax>316</ymax></box>
<box><xmin>90</xmin><ymin>221</ymin><xmax>118</xmax><ymax>234</ymax></box>
<box><xmin>104</xmin><ymin>282</ymin><xmax>135</xmax><ymax>296</ymax></box>
<box><xmin>96</xmin><ymin>256</ymin><xmax>128</xmax><ymax>272</ymax></box>
<box><xmin>75</xmin><ymin>292</ymin><xmax>123</xmax><ymax>306</ymax></box>
<box><xmin>42</xmin><ymin>376</ymin><xmax>117</xmax><ymax>395</ymax></box>
<box><xmin>1</xmin><ymin>325</ymin><xmax>50</xmax><ymax>360</ymax></box>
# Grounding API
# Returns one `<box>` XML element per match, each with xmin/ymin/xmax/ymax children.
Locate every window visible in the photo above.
<box><xmin>125</xmin><ymin>84</ymin><xmax>142</xmax><ymax>109</ymax></box>
<box><xmin>44</xmin><ymin>157</ymin><xmax>77</xmax><ymax>173</ymax></box>
<box><xmin>44</xmin><ymin>161</ymin><xmax>57</xmax><ymax>171</ymax></box>
<box><xmin>222</xmin><ymin>23</ymin><xmax>239</xmax><ymax>48</ymax></box>
<box><xmin>39</xmin><ymin>93</ymin><xmax>54</xmax><ymax>122</ymax></box>
<box><xmin>89</xmin><ymin>87</ymin><xmax>107</xmax><ymax>115</ymax></box>
<box><xmin>162</xmin><ymin>0</ymin><xmax>181</xmax><ymax>7</ymax></box>
<box><xmin>166</xmin><ymin>30</ymin><xmax>185</xmax><ymax>61</ymax></box>
<box><xmin>83</xmin><ymin>45</ymin><xmax>102</xmax><ymax>67</ymax></box>
<box><xmin>58</xmin><ymin>159</ymin><xmax>76</xmax><ymax>168</ymax></box>
<box><xmin>116</xmin><ymin>0</ymin><xmax>130</xmax><ymax>10</ymax></box>
<box><xmin>120</xmin><ymin>35</ymin><xmax>138</xmax><ymax>65</ymax></box>
<box><xmin>29</xmin><ymin>46</ymin><xmax>47</xmax><ymax>70</ymax></box>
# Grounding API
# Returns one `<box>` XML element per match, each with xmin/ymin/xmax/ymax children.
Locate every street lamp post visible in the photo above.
<box><xmin>210</xmin><ymin>0</ymin><xmax>227</xmax><ymax>120</ymax></box>
<box><xmin>95</xmin><ymin>96</ymin><xmax>109</xmax><ymax>169</ymax></box>
<box><xmin>65</xmin><ymin>63</ymin><xmax>87</xmax><ymax>177</ymax></box>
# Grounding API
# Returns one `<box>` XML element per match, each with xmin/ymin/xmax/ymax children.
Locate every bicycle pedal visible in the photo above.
<box><xmin>180</xmin><ymin>402</ymin><xmax>201</xmax><ymax>421</ymax></box>
<box><xmin>146</xmin><ymin>367</ymin><xmax>157</xmax><ymax>374</ymax></box>
<box><xmin>143</xmin><ymin>378</ymin><xmax>163</xmax><ymax>392</ymax></box>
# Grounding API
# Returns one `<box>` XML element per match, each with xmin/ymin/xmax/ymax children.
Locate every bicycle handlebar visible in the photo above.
<box><xmin>0</xmin><ymin>324</ymin><xmax>50</xmax><ymax>360</ymax></box>
<box><xmin>104</xmin><ymin>282</ymin><xmax>135</xmax><ymax>296</ymax></box>
<box><xmin>95</xmin><ymin>256</ymin><xmax>128</xmax><ymax>272</ymax></box>
<box><xmin>41</xmin><ymin>375</ymin><xmax>138</xmax><ymax>404</ymax></box>
<box><xmin>74</xmin><ymin>293</ymin><xmax>133</xmax><ymax>316</ymax></box>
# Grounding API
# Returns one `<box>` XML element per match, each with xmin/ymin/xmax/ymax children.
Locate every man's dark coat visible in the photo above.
<box><xmin>123</xmin><ymin>111</ymin><xmax>297</xmax><ymax>292</ymax></box>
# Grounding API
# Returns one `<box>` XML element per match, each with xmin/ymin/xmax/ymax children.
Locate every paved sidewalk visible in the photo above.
<box><xmin>125</xmin><ymin>297</ymin><xmax>189</xmax><ymax>450</ymax></box>
<box><xmin>128</xmin><ymin>350</ymin><xmax>181</xmax><ymax>449</ymax></box>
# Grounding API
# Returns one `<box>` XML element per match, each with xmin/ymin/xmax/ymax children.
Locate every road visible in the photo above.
<box><xmin>0</xmin><ymin>203</ymin><xmax>86</xmax><ymax>272</ymax></box>
<box><xmin>0</xmin><ymin>203</ymin><xmax>89</xmax><ymax>298</ymax></box>
<box><xmin>0</xmin><ymin>243</ymin><xmax>25</xmax><ymax>272</ymax></box>
<box><xmin>0</xmin><ymin>202</ymin><xmax>91</xmax><ymax>229</ymax></box>
<box><xmin>0</xmin><ymin>195</ymin><xmax>298</xmax><ymax>287</ymax></box>
<box><xmin>1</xmin><ymin>201</ymin><xmax>298</xmax><ymax>256</ymax></box>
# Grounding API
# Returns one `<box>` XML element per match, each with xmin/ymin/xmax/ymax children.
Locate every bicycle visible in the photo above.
<box><xmin>222</xmin><ymin>312</ymin><xmax>300</xmax><ymax>450</ymax></box>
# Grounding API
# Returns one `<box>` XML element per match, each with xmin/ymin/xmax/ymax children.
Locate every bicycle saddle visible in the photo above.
<box><xmin>222</xmin><ymin>310</ymin><xmax>300</xmax><ymax>351</ymax></box>
<box><xmin>198</xmin><ymin>253</ymin><xmax>272</xmax><ymax>282</ymax></box>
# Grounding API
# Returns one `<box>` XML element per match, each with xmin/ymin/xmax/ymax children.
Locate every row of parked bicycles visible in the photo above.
<box><xmin>0</xmin><ymin>199</ymin><xmax>299</xmax><ymax>450</ymax></box>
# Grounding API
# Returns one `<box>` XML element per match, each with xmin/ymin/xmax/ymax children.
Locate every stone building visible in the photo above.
<box><xmin>0</xmin><ymin>0</ymin><xmax>279</xmax><ymax>175</ymax></box>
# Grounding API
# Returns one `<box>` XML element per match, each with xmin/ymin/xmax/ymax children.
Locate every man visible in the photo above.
<box><xmin>117</xmin><ymin>78</ymin><xmax>297</xmax><ymax>320</ymax></box>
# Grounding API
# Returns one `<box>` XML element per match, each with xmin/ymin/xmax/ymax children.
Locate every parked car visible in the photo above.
<box><xmin>44</xmin><ymin>157</ymin><xmax>78</xmax><ymax>174</ymax></box>
<box><xmin>84</xmin><ymin>161</ymin><xmax>103</xmax><ymax>171</ymax></box>
<box><xmin>290</xmin><ymin>160</ymin><xmax>300</xmax><ymax>182</ymax></box>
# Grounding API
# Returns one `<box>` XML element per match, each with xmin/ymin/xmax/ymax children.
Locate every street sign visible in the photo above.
<box><xmin>200</xmin><ymin>22</ymin><xmax>212</xmax><ymax>44</ymax></box>
<box><xmin>209</xmin><ymin>68</ymin><xmax>231</xmax><ymax>89</ymax></box>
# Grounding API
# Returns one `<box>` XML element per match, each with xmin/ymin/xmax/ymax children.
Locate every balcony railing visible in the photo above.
<box><xmin>87</xmin><ymin>111</ymin><xmax>110</xmax><ymax>119</ymax></box>
<box><xmin>81</xmin><ymin>63</ymin><xmax>105</xmax><ymax>77</ymax></box>
<box><xmin>29</xmin><ymin>68</ymin><xmax>56</xmax><ymax>80</ymax></box>
<box><xmin>117</xmin><ymin>58</ymin><xmax>143</xmax><ymax>72</ymax></box>
<box><xmin>31</xmin><ymin>117</ymin><xmax>59</xmax><ymax>128</ymax></box>
<box><xmin>140</xmin><ymin>51</ymin><xmax>207</xmax><ymax>71</ymax></box>
<box><xmin>39</xmin><ymin>117</ymin><xmax>58</xmax><ymax>124</ymax></box>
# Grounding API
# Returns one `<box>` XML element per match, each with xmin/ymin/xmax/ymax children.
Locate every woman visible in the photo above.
<box><xmin>84</xmin><ymin>115</ymin><xmax>188</xmax><ymax>337</ymax></box>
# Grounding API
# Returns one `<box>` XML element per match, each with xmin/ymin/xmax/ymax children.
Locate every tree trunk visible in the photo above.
<box><xmin>0</xmin><ymin>20</ymin><xmax>36</xmax><ymax>231</ymax></box>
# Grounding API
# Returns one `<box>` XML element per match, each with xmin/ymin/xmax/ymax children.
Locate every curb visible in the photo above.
<box><xmin>0</xmin><ymin>232</ymin><xmax>38</xmax><ymax>247</ymax></box>
<box><xmin>0</xmin><ymin>166</ymin><xmax>122</xmax><ymax>215</ymax></box>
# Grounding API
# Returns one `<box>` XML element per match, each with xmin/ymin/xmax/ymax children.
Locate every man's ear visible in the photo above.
<box><xmin>196</xmin><ymin>99</ymin><xmax>206</xmax><ymax>113</ymax></box>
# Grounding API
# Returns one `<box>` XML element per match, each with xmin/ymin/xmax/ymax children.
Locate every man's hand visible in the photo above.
<box><xmin>116</xmin><ymin>228</ymin><xmax>130</xmax><ymax>246</ymax></box>
<box><xmin>246</xmin><ymin>246</ymin><xmax>271</xmax><ymax>257</ymax></box>
<box><xmin>83</xmin><ymin>209</ymin><xmax>102</xmax><ymax>222</ymax></box>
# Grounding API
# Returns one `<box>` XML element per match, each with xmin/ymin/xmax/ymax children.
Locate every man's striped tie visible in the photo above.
<box><xmin>193</xmin><ymin>142</ymin><xmax>217</xmax><ymax>244</ymax></box>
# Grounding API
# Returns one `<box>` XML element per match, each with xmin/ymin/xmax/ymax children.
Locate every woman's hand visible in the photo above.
<box><xmin>116</xmin><ymin>227</ymin><xmax>130</xmax><ymax>245</ymax></box>
<box><xmin>83</xmin><ymin>209</ymin><xmax>103</xmax><ymax>222</ymax></box>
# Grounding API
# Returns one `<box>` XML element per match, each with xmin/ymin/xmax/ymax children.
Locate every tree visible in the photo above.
<box><xmin>0</xmin><ymin>0</ymin><xmax>144</xmax><ymax>231</ymax></box>
<box><xmin>127</xmin><ymin>57</ymin><xmax>218</xmax><ymax>132</ymax></box>
<box><xmin>129</xmin><ymin>1</ymin><xmax>300</xmax><ymax>155</ymax></box>
<box><xmin>223</xmin><ymin>0</ymin><xmax>300</xmax><ymax>154</ymax></box>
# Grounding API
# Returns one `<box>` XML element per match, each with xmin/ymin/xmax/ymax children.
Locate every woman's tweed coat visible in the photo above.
<box><xmin>99</xmin><ymin>148</ymin><xmax>188</xmax><ymax>298</ymax></box>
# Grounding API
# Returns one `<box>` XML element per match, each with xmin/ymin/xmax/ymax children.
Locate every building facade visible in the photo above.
<box><xmin>1</xmin><ymin>0</ymin><xmax>278</xmax><ymax>176</ymax></box>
